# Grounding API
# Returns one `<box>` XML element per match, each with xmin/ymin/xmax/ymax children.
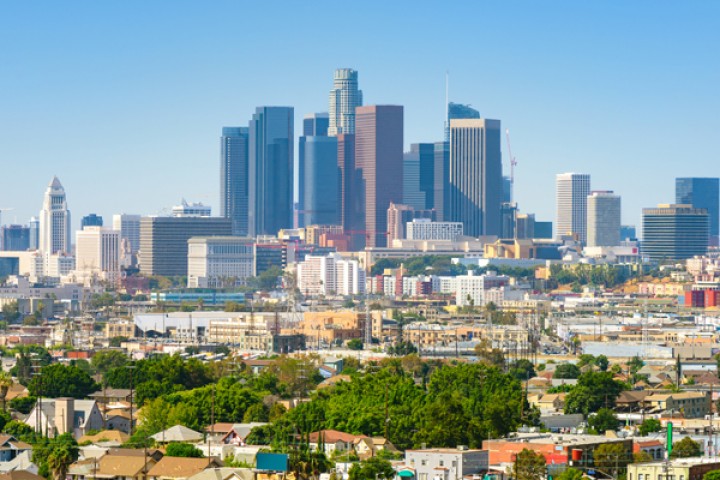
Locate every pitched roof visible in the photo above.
<box><xmin>308</xmin><ymin>429</ymin><xmax>365</xmax><ymax>444</ymax></box>
<box><xmin>204</xmin><ymin>423</ymin><xmax>235</xmax><ymax>434</ymax></box>
<box><xmin>150</xmin><ymin>425</ymin><xmax>204</xmax><ymax>443</ymax></box>
<box><xmin>0</xmin><ymin>471</ymin><xmax>44</xmax><ymax>480</ymax></box>
<box><xmin>187</xmin><ymin>468</ymin><xmax>254</xmax><ymax>480</ymax></box>
<box><xmin>96</xmin><ymin>455</ymin><xmax>155</xmax><ymax>478</ymax></box>
<box><xmin>79</xmin><ymin>430</ymin><xmax>130</xmax><ymax>444</ymax></box>
<box><xmin>147</xmin><ymin>457</ymin><xmax>220</xmax><ymax>479</ymax></box>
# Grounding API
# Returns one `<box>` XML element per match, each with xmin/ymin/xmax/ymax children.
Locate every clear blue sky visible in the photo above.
<box><xmin>1</xmin><ymin>1</ymin><xmax>719</xmax><ymax>234</ymax></box>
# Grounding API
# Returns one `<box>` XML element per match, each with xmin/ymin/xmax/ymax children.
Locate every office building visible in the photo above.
<box><xmin>112</xmin><ymin>214</ymin><xmax>141</xmax><ymax>254</ymax></box>
<box><xmin>455</xmin><ymin>271</ymin><xmax>510</xmax><ymax>307</ymax></box>
<box><xmin>403</xmin><ymin>143</ymin><xmax>435</xmax><ymax>211</ymax></box>
<box><xmin>187</xmin><ymin>237</ymin><xmax>254</xmax><ymax>288</ymax></box>
<box><xmin>502</xmin><ymin>176</ymin><xmax>513</xmax><ymax>204</ymax></box>
<box><xmin>676</xmin><ymin>177</ymin><xmax>719</xmax><ymax>245</ymax></box>
<box><xmin>248</xmin><ymin>106</ymin><xmax>294</xmax><ymax>236</ymax></box>
<box><xmin>172</xmin><ymin>200</ymin><xmax>211</xmax><ymax>217</ymax></box>
<box><xmin>642</xmin><ymin>204</ymin><xmax>708</xmax><ymax>261</ymax></box>
<box><xmin>28</xmin><ymin>217</ymin><xmax>39</xmax><ymax>250</ymax></box>
<box><xmin>516</xmin><ymin>213</ymin><xmax>535</xmax><ymax>240</ymax></box>
<box><xmin>338</xmin><ymin>133</ymin><xmax>360</xmax><ymax>235</ymax></box>
<box><xmin>303</xmin><ymin>112</ymin><xmax>329</xmax><ymax>137</ymax></box>
<box><xmin>535</xmin><ymin>221</ymin><xmax>553</xmax><ymax>239</ymax></box>
<box><xmin>296</xmin><ymin>254</ymin><xmax>365</xmax><ymax>296</ymax></box>
<box><xmin>406</xmin><ymin>219</ymin><xmax>463</xmax><ymax>241</ymax></box>
<box><xmin>445</xmin><ymin>102</ymin><xmax>481</xmax><ymax>141</ymax></box>
<box><xmin>355</xmin><ymin>105</ymin><xmax>404</xmax><ymax>248</ymax></box>
<box><xmin>74</xmin><ymin>227</ymin><xmax>121</xmax><ymax>284</ymax></box>
<box><xmin>328</xmin><ymin>69</ymin><xmax>362</xmax><ymax>136</ymax></box>
<box><xmin>448</xmin><ymin>119</ymin><xmax>503</xmax><ymax>237</ymax></box>
<box><xmin>587</xmin><ymin>191</ymin><xmax>621</xmax><ymax>247</ymax></box>
<box><xmin>433</xmin><ymin>141</ymin><xmax>450</xmax><ymax>220</ymax></box>
<box><xmin>1</xmin><ymin>225</ymin><xmax>30</xmax><ymax>251</ymax></box>
<box><xmin>501</xmin><ymin>203</ymin><xmax>517</xmax><ymax>239</ymax></box>
<box><xmin>556</xmin><ymin>173</ymin><xmax>591</xmax><ymax>243</ymax></box>
<box><xmin>39</xmin><ymin>176</ymin><xmax>72</xmax><ymax>255</ymax></box>
<box><xmin>620</xmin><ymin>225</ymin><xmax>637</xmax><ymax>241</ymax></box>
<box><xmin>298</xmin><ymin>121</ymin><xmax>339</xmax><ymax>227</ymax></box>
<box><xmin>139</xmin><ymin>216</ymin><xmax>232</xmax><ymax>276</ymax></box>
<box><xmin>387</xmin><ymin>203</ymin><xmax>436</xmax><ymax>245</ymax></box>
<box><xmin>220</xmin><ymin>126</ymin><xmax>250</xmax><ymax>235</ymax></box>
<box><xmin>80</xmin><ymin>214</ymin><xmax>103</xmax><ymax>228</ymax></box>
<box><xmin>305</xmin><ymin>225</ymin><xmax>344</xmax><ymax>246</ymax></box>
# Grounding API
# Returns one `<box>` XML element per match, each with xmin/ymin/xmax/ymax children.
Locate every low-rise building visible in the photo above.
<box><xmin>399</xmin><ymin>448</ymin><xmax>488</xmax><ymax>480</ymax></box>
<box><xmin>627</xmin><ymin>458</ymin><xmax>720</xmax><ymax>480</ymax></box>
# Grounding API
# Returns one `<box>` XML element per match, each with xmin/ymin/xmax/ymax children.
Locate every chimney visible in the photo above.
<box><xmin>54</xmin><ymin>398</ymin><xmax>74</xmax><ymax>436</ymax></box>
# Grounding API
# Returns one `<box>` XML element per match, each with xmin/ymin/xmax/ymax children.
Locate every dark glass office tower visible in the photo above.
<box><xmin>642</xmin><ymin>204</ymin><xmax>708</xmax><ymax>261</ymax></box>
<box><xmin>403</xmin><ymin>143</ymin><xmax>435</xmax><ymax>211</ymax></box>
<box><xmin>445</xmin><ymin>102</ymin><xmax>480</xmax><ymax>141</ymax></box>
<box><xmin>0</xmin><ymin>225</ymin><xmax>30</xmax><ymax>251</ymax></box>
<box><xmin>81</xmin><ymin>214</ymin><xmax>103</xmax><ymax>228</ymax></box>
<box><xmin>433</xmin><ymin>141</ymin><xmax>450</xmax><ymax>221</ymax></box>
<box><xmin>676</xmin><ymin>177</ymin><xmax>719</xmax><ymax>245</ymax></box>
<box><xmin>220</xmin><ymin>127</ymin><xmax>250</xmax><ymax>236</ymax></box>
<box><xmin>248</xmin><ymin>107</ymin><xmax>294</xmax><ymax>237</ymax></box>
<box><xmin>303</xmin><ymin>113</ymin><xmax>329</xmax><ymax>137</ymax></box>
<box><xmin>448</xmin><ymin>118</ymin><xmax>503</xmax><ymax>237</ymax></box>
<box><xmin>298</xmin><ymin>135</ymin><xmax>339</xmax><ymax>227</ymax></box>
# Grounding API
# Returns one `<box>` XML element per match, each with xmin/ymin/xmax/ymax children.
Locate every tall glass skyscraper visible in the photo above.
<box><xmin>248</xmin><ymin>107</ymin><xmax>294</xmax><ymax>237</ymax></box>
<box><xmin>328</xmin><ymin>69</ymin><xmax>362</xmax><ymax>136</ymax></box>
<box><xmin>642</xmin><ymin>204</ymin><xmax>708</xmax><ymax>261</ymax></box>
<box><xmin>220</xmin><ymin>126</ymin><xmax>250</xmax><ymax>235</ymax></box>
<box><xmin>298</xmin><ymin>113</ymin><xmax>339</xmax><ymax>227</ymax></box>
<box><xmin>403</xmin><ymin>143</ymin><xmax>435</xmax><ymax>211</ymax></box>
<box><xmin>676</xmin><ymin>177</ymin><xmax>719</xmax><ymax>245</ymax></box>
<box><xmin>448</xmin><ymin>119</ymin><xmax>503</xmax><ymax>237</ymax></box>
<box><xmin>445</xmin><ymin>102</ymin><xmax>480</xmax><ymax>141</ymax></box>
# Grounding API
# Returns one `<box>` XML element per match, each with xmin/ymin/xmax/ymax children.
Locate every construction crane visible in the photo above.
<box><xmin>505</xmin><ymin>129</ymin><xmax>518</xmax><ymax>201</ymax></box>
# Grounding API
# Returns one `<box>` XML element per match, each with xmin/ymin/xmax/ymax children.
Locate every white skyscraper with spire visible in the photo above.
<box><xmin>39</xmin><ymin>176</ymin><xmax>72</xmax><ymax>255</ymax></box>
<box><xmin>328</xmin><ymin>68</ymin><xmax>362</xmax><ymax>136</ymax></box>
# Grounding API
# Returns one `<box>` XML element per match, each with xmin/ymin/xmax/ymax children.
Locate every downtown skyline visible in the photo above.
<box><xmin>1</xmin><ymin>1</ymin><xmax>719</xmax><ymax>233</ymax></box>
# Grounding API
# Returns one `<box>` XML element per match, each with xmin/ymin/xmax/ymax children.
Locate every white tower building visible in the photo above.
<box><xmin>39</xmin><ymin>176</ymin><xmax>71</xmax><ymax>255</ymax></box>
<box><xmin>587</xmin><ymin>191</ymin><xmax>621</xmax><ymax>247</ymax></box>
<box><xmin>328</xmin><ymin>68</ymin><xmax>363</xmax><ymax>136</ymax></box>
<box><xmin>74</xmin><ymin>227</ymin><xmax>121</xmax><ymax>284</ymax></box>
<box><xmin>556</xmin><ymin>173</ymin><xmax>591</xmax><ymax>244</ymax></box>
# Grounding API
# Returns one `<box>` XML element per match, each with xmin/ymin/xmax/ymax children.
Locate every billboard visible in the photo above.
<box><xmin>256</xmin><ymin>453</ymin><xmax>289</xmax><ymax>472</ymax></box>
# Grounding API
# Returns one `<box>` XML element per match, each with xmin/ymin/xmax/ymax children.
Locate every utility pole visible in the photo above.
<box><xmin>126</xmin><ymin>364</ymin><xmax>136</xmax><ymax>436</ymax></box>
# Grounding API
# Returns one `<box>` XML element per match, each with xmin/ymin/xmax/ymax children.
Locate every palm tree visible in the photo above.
<box><xmin>0</xmin><ymin>371</ymin><xmax>13</xmax><ymax>412</ymax></box>
<box><xmin>46</xmin><ymin>435</ymin><xmax>78</xmax><ymax>480</ymax></box>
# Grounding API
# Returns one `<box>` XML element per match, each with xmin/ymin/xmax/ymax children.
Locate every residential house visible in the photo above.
<box><xmin>0</xmin><ymin>471</ymin><xmax>44</xmax><ymax>480</ymax></box>
<box><xmin>219</xmin><ymin>423</ymin><xmax>268</xmax><ymax>446</ymax></box>
<box><xmin>187</xmin><ymin>468</ymin><xmax>254</xmax><ymax>480</ymax></box>
<box><xmin>353</xmin><ymin>437</ymin><xmax>398</xmax><ymax>460</ymax></box>
<box><xmin>78</xmin><ymin>430</ymin><xmax>130</xmax><ymax>445</ymax></box>
<box><xmin>0</xmin><ymin>436</ymin><xmax>31</xmax><ymax>463</ymax></box>
<box><xmin>69</xmin><ymin>454</ymin><xmax>157</xmax><ymax>480</ymax></box>
<box><xmin>147</xmin><ymin>457</ymin><xmax>222</xmax><ymax>480</ymax></box>
<box><xmin>0</xmin><ymin>451</ymin><xmax>36</xmax><ymax>475</ymax></box>
<box><xmin>150</xmin><ymin>425</ymin><xmax>204</xmax><ymax>444</ymax></box>
<box><xmin>24</xmin><ymin>398</ymin><xmax>103</xmax><ymax>438</ymax></box>
<box><xmin>399</xmin><ymin>448</ymin><xmax>488</xmax><ymax>480</ymax></box>
<box><xmin>89</xmin><ymin>389</ymin><xmax>134</xmax><ymax>405</ymax></box>
<box><xmin>204</xmin><ymin>424</ymin><xmax>236</xmax><ymax>444</ymax></box>
<box><xmin>307</xmin><ymin>430</ymin><xmax>357</xmax><ymax>456</ymax></box>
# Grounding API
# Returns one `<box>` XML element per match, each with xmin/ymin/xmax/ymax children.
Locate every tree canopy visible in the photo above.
<box><xmin>28</xmin><ymin>364</ymin><xmax>99</xmax><ymax>399</ymax></box>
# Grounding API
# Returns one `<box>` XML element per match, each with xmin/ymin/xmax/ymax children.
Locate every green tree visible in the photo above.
<box><xmin>388</xmin><ymin>341</ymin><xmax>418</xmax><ymax>356</ymax></box>
<box><xmin>109</xmin><ymin>336</ymin><xmax>129</xmax><ymax>347</ymax></box>
<box><xmin>1</xmin><ymin>301</ymin><xmax>21</xmax><ymax>323</ymax></box>
<box><xmin>588</xmin><ymin>408</ymin><xmax>618</xmax><ymax>434</ymax></box>
<box><xmin>9</xmin><ymin>396</ymin><xmax>35</xmax><ymax>414</ymax></box>
<box><xmin>594</xmin><ymin>443</ymin><xmax>630</xmax><ymax>479</ymax></box>
<box><xmin>634</xmin><ymin>451</ymin><xmax>653</xmax><ymax>463</ymax></box>
<box><xmin>0</xmin><ymin>371</ymin><xmax>13</xmax><ymax>411</ymax></box>
<box><xmin>564</xmin><ymin>371</ymin><xmax>624</xmax><ymax>416</ymax></box>
<box><xmin>671</xmin><ymin>437</ymin><xmax>702</xmax><ymax>458</ymax></box>
<box><xmin>508</xmin><ymin>359</ymin><xmax>536</xmax><ymax>381</ymax></box>
<box><xmin>639</xmin><ymin>418</ymin><xmax>662</xmax><ymax>436</ymax></box>
<box><xmin>28</xmin><ymin>364</ymin><xmax>99</xmax><ymax>399</ymax></box>
<box><xmin>166</xmin><ymin>442</ymin><xmax>204</xmax><ymax>458</ymax></box>
<box><xmin>512</xmin><ymin>448</ymin><xmax>546</xmax><ymax>480</ymax></box>
<box><xmin>557</xmin><ymin>467</ymin><xmax>584</xmax><ymax>480</ymax></box>
<box><xmin>704</xmin><ymin>471</ymin><xmax>720</xmax><ymax>480</ymax></box>
<box><xmin>553</xmin><ymin>364</ymin><xmax>581</xmax><ymax>379</ymax></box>
<box><xmin>33</xmin><ymin>433</ymin><xmax>79</xmax><ymax>480</ymax></box>
<box><xmin>91</xmin><ymin>350</ymin><xmax>129</xmax><ymax>376</ymax></box>
<box><xmin>347</xmin><ymin>339</ymin><xmax>363</xmax><ymax>351</ymax></box>
<box><xmin>348</xmin><ymin>457</ymin><xmax>395</xmax><ymax>480</ymax></box>
<box><xmin>249</xmin><ymin>266</ymin><xmax>283</xmax><ymax>291</ymax></box>
<box><xmin>628</xmin><ymin>356</ymin><xmax>645</xmax><ymax>374</ymax></box>
<box><xmin>594</xmin><ymin>355</ymin><xmax>609</xmax><ymax>372</ymax></box>
<box><xmin>2</xmin><ymin>420</ymin><xmax>37</xmax><ymax>443</ymax></box>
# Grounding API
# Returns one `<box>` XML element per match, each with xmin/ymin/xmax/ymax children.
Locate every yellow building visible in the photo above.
<box><xmin>628</xmin><ymin>458</ymin><xmax>720</xmax><ymax>480</ymax></box>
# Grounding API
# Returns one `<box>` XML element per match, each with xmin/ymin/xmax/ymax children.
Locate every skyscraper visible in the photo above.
<box><xmin>39</xmin><ymin>176</ymin><xmax>71</xmax><ymax>255</ymax></box>
<box><xmin>0</xmin><ymin>225</ymin><xmax>30</xmax><ymax>251</ymax></box>
<box><xmin>403</xmin><ymin>143</ymin><xmax>435</xmax><ymax>211</ymax></box>
<box><xmin>433</xmin><ymin>141</ymin><xmax>450</xmax><ymax>221</ymax></box>
<box><xmin>248</xmin><ymin>106</ymin><xmax>294</xmax><ymax>237</ymax></box>
<box><xmin>556</xmin><ymin>173</ymin><xmax>591</xmax><ymax>243</ymax></box>
<box><xmin>328</xmin><ymin>69</ymin><xmax>362</xmax><ymax>136</ymax></box>
<box><xmin>447</xmin><ymin>118</ymin><xmax>503</xmax><ymax>237</ymax></box>
<box><xmin>298</xmin><ymin>135</ymin><xmax>339</xmax><ymax>227</ymax></box>
<box><xmin>220</xmin><ymin>126</ymin><xmax>250</xmax><ymax>235</ymax></box>
<box><xmin>338</xmin><ymin>134</ymin><xmax>358</xmax><ymax>234</ymax></box>
<box><xmin>303</xmin><ymin>113</ymin><xmax>329</xmax><ymax>137</ymax></box>
<box><xmin>676</xmin><ymin>178</ymin><xmax>719</xmax><ymax>245</ymax></box>
<box><xmin>28</xmin><ymin>217</ymin><xmax>39</xmax><ymax>250</ymax></box>
<box><xmin>587</xmin><ymin>191</ymin><xmax>621</xmax><ymax>247</ymax></box>
<box><xmin>355</xmin><ymin>105</ymin><xmax>404</xmax><ymax>248</ymax></box>
<box><xmin>75</xmin><ymin>227</ymin><xmax>121</xmax><ymax>283</ymax></box>
<box><xmin>81</xmin><ymin>213</ymin><xmax>103</xmax><ymax>228</ymax></box>
<box><xmin>642</xmin><ymin>204</ymin><xmax>708</xmax><ymax>261</ymax></box>
<box><xmin>445</xmin><ymin>102</ymin><xmax>480</xmax><ymax>141</ymax></box>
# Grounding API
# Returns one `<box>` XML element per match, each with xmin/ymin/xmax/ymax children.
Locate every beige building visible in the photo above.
<box><xmin>105</xmin><ymin>320</ymin><xmax>136</xmax><ymax>339</ymax></box>
<box><xmin>206</xmin><ymin>316</ymin><xmax>274</xmax><ymax>352</ymax></box>
<box><xmin>643</xmin><ymin>391</ymin><xmax>710</xmax><ymax>418</ymax></box>
<box><xmin>72</xmin><ymin>227</ymin><xmax>121</xmax><ymax>285</ymax></box>
<box><xmin>285</xmin><ymin>311</ymin><xmax>376</xmax><ymax>344</ymax></box>
<box><xmin>628</xmin><ymin>458</ymin><xmax>720</xmax><ymax>480</ymax></box>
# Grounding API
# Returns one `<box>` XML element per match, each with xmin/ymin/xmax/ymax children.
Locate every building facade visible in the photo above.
<box><xmin>248</xmin><ymin>106</ymin><xmax>294</xmax><ymax>236</ymax></box>
<box><xmin>39</xmin><ymin>176</ymin><xmax>72</xmax><ymax>255</ymax></box>
<box><xmin>74</xmin><ymin>227</ymin><xmax>121</xmax><ymax>284</ymax></box>
<box><xmin>220</xmin><ymin>126</ymin><xmax>250</xmax><ymax>236</ymax></box>
<box><xmin>587</xmin><ymin>190</ymin><xmax>621</xmax><ymax>247</ymax></box>
<box><xmin>406</xmin><ymin>219</ymin><xmax>463</xmax><ymax>241</ymax></box>
<box><xmin>676</xmin><ymin>177</ymin><xmax>719</xmax><ymax>245</ymax></box>
<box><xmin>0</xmin><ymin>225</ymin><xmax>30</xmax><ymax>251</ymax></box>
<box><xmin>403</xmin><ymin>143</ymin><xmax>435</xmax><ymax>211</ymax></box>
<box><xmin>355</xmin><ymin>105</ymin><xmax>404</xmax><ymax>248</ymax></box>
<box><xmin>139</xmin><ymin>216</ymin><xmax>232</xmax><ymax>276</ymax></box>
<box><xmin>556</xmin><ymin>173</ymin><xmax>591</xmax><ymax>243</ymax></box>
<box><xmin>80</xmin><ymin>214</ymin><xmax>103</xmax><ymax>228</ymax></box>
<box><xmin>386</xmin><ymin>203</ymin><xmax>436</xmax><ymax>245</ymax></box>
<box><xmin>642</xmin><ymin>204</ymin><xmax>709</xmax><ymax>262</ymax></box>
<box><xmin>298</xmin><ymin>135</ymin><xmax>339</xmax><ymax>227</ymax></box>
<box><xmin>187</xmin><ymin>236</ymin><xmax>254</xmax><ymax>288</ymax></box>
<box><xmin>448</xmin><ymin>119</ymin><xmax>503</xmax><ymax>237</ymax></box>
<box><xmin>328</xmin><ymin>68</ymin><xmax>362</xmax><ymax>136</ymax></box>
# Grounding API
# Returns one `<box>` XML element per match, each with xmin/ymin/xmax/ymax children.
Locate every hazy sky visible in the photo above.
<box><xmin>1</xmin><ymin>1</ymin><xmax>719</xmax><ymax>234</ymax></box>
